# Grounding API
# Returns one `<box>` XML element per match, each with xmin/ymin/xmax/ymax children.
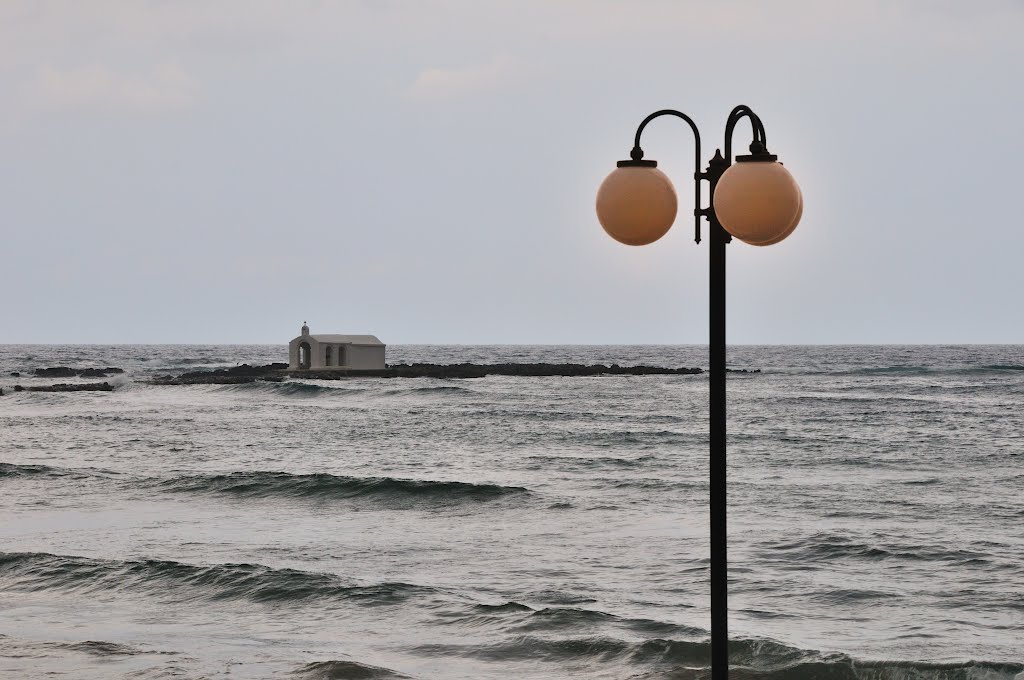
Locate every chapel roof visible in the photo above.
<box><xmin>304</xmin><ymin>334</ymin><xmax>384</xmax><ymax>346</ymax></box>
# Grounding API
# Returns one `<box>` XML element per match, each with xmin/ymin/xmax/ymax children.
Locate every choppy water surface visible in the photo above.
<box><xmin>1</xmin><ymin>344</ymin><xmax>1022</xmax><ymax>679</ymax></box>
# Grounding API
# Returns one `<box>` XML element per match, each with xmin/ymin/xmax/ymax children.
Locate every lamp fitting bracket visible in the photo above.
<box><xmin>617</xmin><ymin>145</ymin><xmax>657</xmax><ymax>167</ymax></box>
<box><xmin>735</xmin><ymin>140</ymin><xmax>777</xmax><ymax>163</ymax></box>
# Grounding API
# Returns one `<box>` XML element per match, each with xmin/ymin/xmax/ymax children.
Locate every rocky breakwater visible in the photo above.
<box><xmin>150</xmin><ymin>363</ymin><xmax>291</xmax><ymax>385</ymax></box>
<box><xmin>0</xmin><ymin>366</ymin><xmax>125</xmax><ymax>396</ymax></box>
<box><xmin>9</xmin><ymin>382</ymin><xmax>115</xmax><ymax>393</ymax></box>
<box><xmin>377</xmin><ymin>362</ymin><xmax>707</xmax><ymax>379</ymax></box>
<box><xmin>147</xmin><ymin>362</ymin><xmax>741</xmax><ymax>385</ymax></box>
<box><xmin>34</xmin><ymin>367</ymin><xmax>125</xmax><ymax>378</ymax></box>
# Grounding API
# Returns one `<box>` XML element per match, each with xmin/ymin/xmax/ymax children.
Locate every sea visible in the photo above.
<box><xmin>1</xmin><ymin>344</ymin><xmax>1022</xmax><ymax>680</ymax></box>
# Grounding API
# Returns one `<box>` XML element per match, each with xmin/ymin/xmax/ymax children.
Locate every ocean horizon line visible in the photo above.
<box><xmin>2</xmin><ymin>341</ymin><xmax>1022</xmax><ymax>348</ymax></box>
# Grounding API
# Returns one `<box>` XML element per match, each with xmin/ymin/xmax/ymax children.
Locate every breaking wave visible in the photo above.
<box><xmin>382</xmin><ymin>385</ymin><xmax>473</xmax><ymax>396</ymax></box>
<box><xmin>759</xmin><ymin>532</ymin><xmax>993</xmax><ymax>565</ymax></box>
<box><xmin>1</xmin><ymin>552</ymin><xmax>1021</xmax><ymax>679</ymax></box>
<box><xmin>151</xmin><ymin>471</ymin><xmax>530</xmax><ymax>506</ymax></box>
<box><xmin>1</xmin><ymin>462</ymin><xmax>65</xmax><ymax>478</ymax></box>
<box><xmin>0</xmin><ymin>552</ymin><xmax>442</xmax><ymax>607</ymax></box>
<box><xmin>823</xmin><ymin>364</ymin><xmax>1024</xmax><ymax>377</ymax></box>
<box><xmin>2</xmin><ymin>465</ymin><xmax>530</xmax><ymax>508</ymax></box>
<box><xmin>58</xmin><ymin>640</ymin><xmax>147</xmax><ymax>657</ymax></box>
<box><xmin>524</xmin><ymin>454</ymin><xmax>657</xmax><ymax>470</ymax></box>
<box><xmin>216</xmin><ymin>381</ymin><xmax>365</xmax><ymax>397</ymax></box>
<box><xmin>411</xmin><ymin>633</ymin><xmax>1023</xmax><ymax>679</ymax></box>
<box><xmin>292</xmin><ymin>659</ymin><xmax>412</xmax><ymax>679</ymax></box>
<box><xmin>0</xmin><ymin>462</ymin><xmax>113</xmax><ymax>481</ymax></box>
<box><xmin>508</xmin><ymin>606</ymin><xmax>705</xmax><ymax>637</ymax></box>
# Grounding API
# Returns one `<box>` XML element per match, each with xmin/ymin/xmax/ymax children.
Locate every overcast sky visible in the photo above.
<box><xmin>1</xmin><ymin>1</ymin><xmax>1022</xmax><ymax>344</ymax></box>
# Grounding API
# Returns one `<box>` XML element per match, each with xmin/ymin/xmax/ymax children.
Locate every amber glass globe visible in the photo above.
<box><xmin>595</xmin><ymin>166</ymin><xmax>678</xmax><ymax>246</ymax></box>
<box><xmin>713</xmin><ymin>161</ymin><xmax>802</xmax><ymax>245</ymax></box>
<box><xmin>744</xmin><ymin>186</ymin><xmax>802</xmax><ymax>246</ymax></box>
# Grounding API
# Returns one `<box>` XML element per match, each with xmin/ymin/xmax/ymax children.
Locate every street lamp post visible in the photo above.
<box><xmin>595</xmin><ymin>106</ymin><xmax>802</xmax><ymax>680</ymax></box>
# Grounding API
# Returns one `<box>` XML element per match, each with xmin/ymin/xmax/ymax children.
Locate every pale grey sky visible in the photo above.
<box><xmin>1</xmin><ymin>1</ymin><xmax>1022</xmax><ymax>344</ymax></box>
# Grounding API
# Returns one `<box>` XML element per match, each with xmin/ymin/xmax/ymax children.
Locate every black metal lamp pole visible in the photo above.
<box><xmin>613</xmin><ymin>106</ymin><xmax>775</xmax><ymax>680</ymax></box>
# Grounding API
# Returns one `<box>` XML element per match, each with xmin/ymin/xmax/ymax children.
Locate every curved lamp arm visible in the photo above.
<box><xmin>724</xmin><ymin>105</ymin><xmax>770</xmax><ymax>163</ymax></box>
<box><xmin>627</xmin><ymin>110</ymin><xmax>703</xmax><ymax>242</ymax></box>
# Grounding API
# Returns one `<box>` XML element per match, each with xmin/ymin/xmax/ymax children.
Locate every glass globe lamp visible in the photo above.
<box><xmin>712</xmin><ymin>153</ymin><xmax>802</xmax><ymax>246</ymax></box>
<box><xmin>595</xmin><ymin>163</ymin><xmax>677</xmax><ymax>246</ymax></box>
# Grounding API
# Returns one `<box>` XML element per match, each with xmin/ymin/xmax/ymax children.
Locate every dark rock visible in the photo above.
<box><xmin>26</xmin><ymin>382</ymin><xmax>114</xmax><ymax>393</ymax></box>
<box><xmin>153</xmin><ymin>362</ymin><xmax>289</xmax><ymax>385</ymax></box>
<box><xmin>182</xmin><ymin>362</ymin><xmax>288</xmax><ymax>379</ymax></box>
<box><xmin>35</xmin><ymin>367</ymin><xmax>77</xmax><ymax>378</ymax></box>
<box><xmin>185</xmin><ymin>376</ymin><xmax>258</xmax><ymax>385</ymax></box>
<box><xmin>151</xmin><ymin>362</ymin><xmax>709</xmax><ymax>384</ymax></box>
<box><xmin>34</xmin><ymin>366</ymin><xmax>126</xmax><ymax>378</ymax></box>
<box><xmin>14</xmin><ymin>385</ymin><xmax>25</xmax><ymax>392</ymax></box>
<box><xmin>147</xmin><ymin>361</ymin><xmax>771</xmax><ymax>386</ymax></box>
<box><xmin>379</xmin><ymin>362</ymin><xmax>704</xmax><ymax>379</ymax></box>
<box><xmin>9</xmin><ymin>372</ymin><xmax>19</xmax><ymax>377</ymax></box>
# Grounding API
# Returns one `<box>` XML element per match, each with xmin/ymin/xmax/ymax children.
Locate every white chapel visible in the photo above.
<box><xmin>288</xmin><ymin>322</ymin><xmax>386</xmax><ymax>371</ymax></box>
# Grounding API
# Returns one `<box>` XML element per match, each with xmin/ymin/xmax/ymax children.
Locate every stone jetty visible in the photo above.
<box><xmin>10</xmin><ymin>382</ymin><xmax>115</xmax><ymax>393</ymax></box>
<box><xmin>150</xmin><ymin>362</ymin><xmax>726</xmax><ymax>385</ymax></box>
